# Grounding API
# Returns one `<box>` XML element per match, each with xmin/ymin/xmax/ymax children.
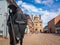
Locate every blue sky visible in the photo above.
<box><xmin>15</xmin><ymin>0</ymin><xmax>60</xmax><ymax>27</ymax></box>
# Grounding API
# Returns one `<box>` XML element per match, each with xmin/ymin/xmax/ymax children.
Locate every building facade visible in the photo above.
<box><xmin>25</xmin><ymin>14</ymin><xmax>34</xmax><ymax>33</ymax></box>
<box><xmin>32</xmin><ymin>15</ymin><xmax>43</xmax><ymax>33</ymax></box>
<box><xmin>48</xmin><ymin>15</ymin><xmax>60</xmax><ymax>33</ymax></box>
<box><xmin>0</xmin><ymin>0</ymin><xmax>8</xmax><ymax>37</ymax></box>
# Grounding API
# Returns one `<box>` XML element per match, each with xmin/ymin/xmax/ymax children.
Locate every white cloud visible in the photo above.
<box><xmin>22</xmin><ymin>3</ymin><xmax>38</xmax><ymax>12</ymax></box>
<box><xmin>41</xmin><ymin>10</ymin><xmax>60</xmax><ymax>27</ymax></box>
<box><xmin>42</xmin><ymin>0</ymin><xmax>54</xmax><ymax>5</ymax></box>
<box><xmin>16</xmin><ymin>0</ymin><xmax>60</xmax><ymax>27</ymax></box>
<box><xmin>35</xmin><ymin>0</ymin><xmax>41</xmax><ymax>3</ymax></box>
<box><xmin>17</xmin><ymin>1</ymin><xmax>39</xmax><ymax>12</ymax></box>
<box><xmin>35</xmin><ymin>0</ymin><xmax>54</xmax><ymax>6</ymax></box>
<box><xmin>38</xmin><ymin>8</ymin><xmax>43</xmax><ymax>11</ymax></box>
<box><xmin>17</xmin><ymin>1</ymin><xmax>23</xmax><ymax>5</ymax></box>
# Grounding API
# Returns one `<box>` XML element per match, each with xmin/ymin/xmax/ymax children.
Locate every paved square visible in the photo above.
<box><xmin>0</xmin><ymin>33</ymin><xmax>60</xmax><ymax>45</ymax></box>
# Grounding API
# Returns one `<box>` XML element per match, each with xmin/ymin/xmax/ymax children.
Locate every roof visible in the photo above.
<box><xmin>55</xmin><ymin>20</ymin><xmax>60</xmax><ymax>27</ymax></box>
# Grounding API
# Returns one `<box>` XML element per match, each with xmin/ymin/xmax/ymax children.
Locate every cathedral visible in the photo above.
<box><xmin>25</xmin><ymin>15</ymin><xmax>43</xmax><ymax>33</ymax></box>
<box><xmin>32</xmin><ymin>15</ymin><xmax>43</xmax><ymax>33</ymax></box>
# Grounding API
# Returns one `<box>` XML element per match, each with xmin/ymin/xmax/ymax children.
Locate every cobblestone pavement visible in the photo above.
<box><xmin>0</xmin><ymin>33</ymin><xmax>60</xmax><ymax>45</ymax></box>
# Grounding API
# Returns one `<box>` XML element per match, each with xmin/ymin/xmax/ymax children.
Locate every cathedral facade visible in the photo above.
<box><xmin>32</xmin><ymin>15</ymin><xmax>43</xmax><ymax>33</ymax></box>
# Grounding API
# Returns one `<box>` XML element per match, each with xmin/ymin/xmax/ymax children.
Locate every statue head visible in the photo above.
<box><xmin>8</xmin><ymin>4</ymin><xmax>17</xmax><ymax>14</ymax></box>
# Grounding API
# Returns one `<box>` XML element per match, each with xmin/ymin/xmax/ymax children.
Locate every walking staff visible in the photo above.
<box><xmin>10</xmin><ymin>15</ymin><xmax>16</xmax><ymax>45</ymax></box>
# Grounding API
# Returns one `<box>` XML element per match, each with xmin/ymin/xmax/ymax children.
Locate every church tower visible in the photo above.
<box><xmin>33</xmin><ymin>15</ymin><xmax>43</xmax><ymax>33</ymax></box>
